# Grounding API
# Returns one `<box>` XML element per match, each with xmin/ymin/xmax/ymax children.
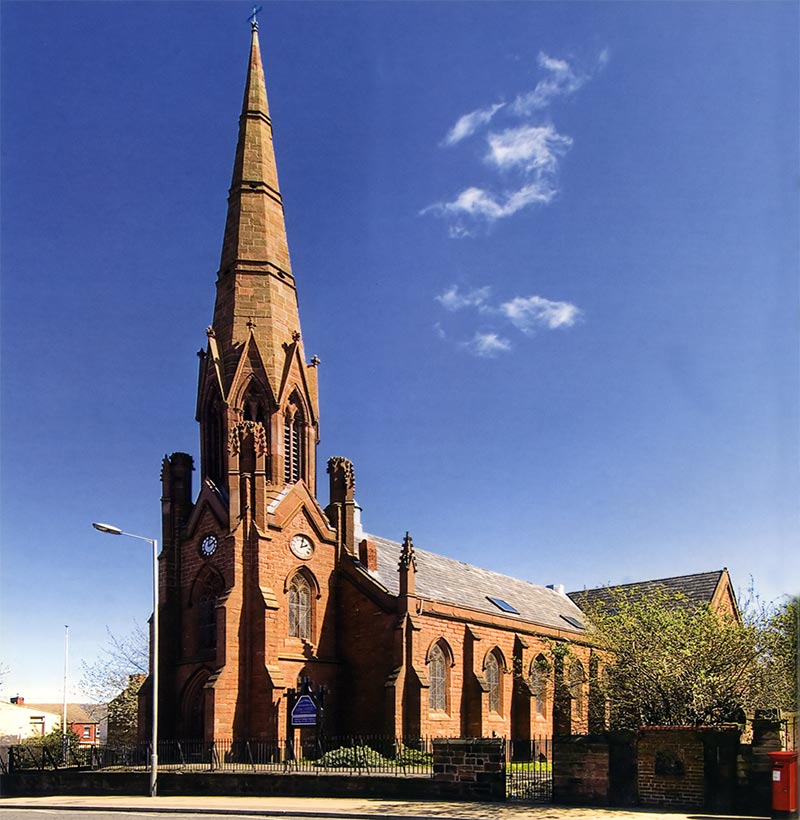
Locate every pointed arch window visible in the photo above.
<box><xmin>569</xmin><ymin>659</ymin><xmax>586</xmax><ymax>718</ymax></box>
<box><xmin>197</xmin><ymin>573</ymin><xmax>224</xmax><ymax>655</ymax></box>
<box><xmin>530</xmin><ymin>654</ymin><xmax>549</xmax><ymax>717</ymax></box>
<box><xmin>428</xmin><ymin>642</ymin><xmax>449</xmax><ymax>712</ymax></box>
<box><xmin>485</xmin><ymin>650</ymin><xmax>502</xmax><ymax>714</ymax></box>
<box><xmin>242</xmin><ymin>381</ymin><xmax>268</xmax><ymax>425</ymax></box>
<box><xmin>284</xmin><ymin>397</ymin><xmax>305</xmax><ymax>484</ymax></box>
<box><xmin>288</xmin><ymin>573</ymin><xmax>312</xmax><ymax>641</ymax></box>
<box><xmin>204</xmin><ymin>394</ymin><xmax>226</xmax><ymax>487</ymax></box>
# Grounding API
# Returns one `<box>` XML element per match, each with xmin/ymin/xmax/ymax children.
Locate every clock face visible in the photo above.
<box><xmin>200</xmin><ymin>534</ymin><xmax>218</xmax><ymax>557</ymax></box>
<box><xmin>290</xmin><ymin>534</ymin><xmax>314</xmax><ymax>560</ymax></box>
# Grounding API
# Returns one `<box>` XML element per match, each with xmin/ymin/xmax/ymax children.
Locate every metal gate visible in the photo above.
<box><xmin>506</xmin><ymin>737</ymin><xmax>552</xmax><ymax>801</ymax></box>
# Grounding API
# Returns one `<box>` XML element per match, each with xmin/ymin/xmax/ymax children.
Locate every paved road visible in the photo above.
<box><xmin>0</xmin><ymin>795</ymin><xmax>771</xmax><ymax>820</ymax></box>
<box><xmin>0</xmin><ymin>813</ymin><xmax>304</xmax><ymax>820</ymax></box>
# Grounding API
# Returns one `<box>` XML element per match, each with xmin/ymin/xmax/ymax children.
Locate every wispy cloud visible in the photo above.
<box><xmin>434</xmin><ymin>285</ymin><xmax>582</xmax><ymax>357</ymax></box>
<box><xmin>511</xmin><ymin>52</ymin><xmax>587</xmax><ymax>115</ymax></box>
<box><xmin>485</xmin><ymin>124</ymin><xmax>573</xmax><ymax>173</ymax></box>
<box><xmin>436</xmin><ymin>285</ymin><xmax>490</xmax><ymax>311</ymax></box>
<box><xmin>425</xmin><ymin>48</ymin><xmax>608</xmax><ymax>236</ymax></box>
<box><xmin>428</xmin><ymin>181</ymin><xmax>558</xmax><ymax>228</ymax></box>
<box><xmin>499</xmin><ymin>295</ymin><xmax>582</xmax><ymax>333</ymax></box>
<box><xmin>462</xmin><ymin>332</ymin><xmax>512</xmax><ymax>358</ymax></box>
<box><xmin>443</xmin><ymin>103</ymin><xmax>506</xmax><ymax>146</ymax></box>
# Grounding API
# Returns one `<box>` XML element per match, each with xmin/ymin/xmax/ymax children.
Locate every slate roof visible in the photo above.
<box><xmin>362</xmin><ymin>533</ymin><xmax>588</xmax><ymax>634</ymax></box>
<box><xmin>25</xmin><ymin>703</ymin><xmax>99</xmax><ymax>724</ymax></box>
<box><xmin>567</xmin><ymin>570</ymin><xmax>726</xmax><ymax>613</ymax></box>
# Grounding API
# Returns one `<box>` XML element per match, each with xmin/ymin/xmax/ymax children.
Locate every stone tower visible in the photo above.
<box><xmin>157</xmin><ymin>21</ymin><xmax>337</xmax><ymax>742</ymax></box>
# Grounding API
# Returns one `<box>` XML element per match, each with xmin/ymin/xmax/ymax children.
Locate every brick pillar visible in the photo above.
<box><xmin>433</xmin><ymin>738</ymin><xmax>506</xmax><ymax>801</ymax></box>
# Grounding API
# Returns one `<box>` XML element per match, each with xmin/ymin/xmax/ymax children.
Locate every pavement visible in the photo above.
<box><xmin>0</xmin><ymin>794</ymin><xmax>771</xmax><ymax>820</ymax></box>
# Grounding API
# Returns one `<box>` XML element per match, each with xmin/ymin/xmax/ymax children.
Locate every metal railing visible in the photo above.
<box><xmin>8</xmin><ymin>735</ymin><xmax>437</xmax><ymax>777</ymax></box>
<box><xmin>7</xmin><ymin>742</ymin><xmax>106</xmax><ymax>772</ymax></box>
<box><xmin>506</xmin><ymin>736</ymin><xmax>552</xmax><ymax>802</ymax></box>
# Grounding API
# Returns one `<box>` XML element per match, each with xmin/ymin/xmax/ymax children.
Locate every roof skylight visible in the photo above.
<box><xmin>487</xmin><ymin>596</ymin><xmax>520</xmax><ymax>615</ymax></box>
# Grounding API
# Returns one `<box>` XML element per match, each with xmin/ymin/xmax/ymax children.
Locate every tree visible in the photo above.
<box><xmin>80</xmin><ymin>623</ymin><xmax>148</xmax><ymax>744</ymax></box>
<box><xmin>79</xmin><ymin>623</ymin><xmax>148</xmax><ymax>703</ymax></box>
<box><xmin>18</xmin><ymin>726</ymin><xmax>80</xmax><ymax>759</ymax></box>
<box><xmin>760</xmin><ymin>595</ymin><xmax>798</xmax><ymax>712</ymax></box>
<box><xmin>107</xmin><ymin>674</ymin><xmax>146</xmax><ymax>746</ymax></box>
<box><xmin>584</xmin><ymin>586</ymin><xmax>796</xmax><ymax>729</ymax></box>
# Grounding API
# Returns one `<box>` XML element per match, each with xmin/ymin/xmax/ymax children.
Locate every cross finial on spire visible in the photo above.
<box><xmin>248</xmin><ymin>6</ymin><xmax>262</xmax><ymax>32</ymax></box>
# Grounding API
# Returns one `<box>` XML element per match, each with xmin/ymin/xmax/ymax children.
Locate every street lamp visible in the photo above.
<box><xmin>92</xmin><ymin>522</ymin><xmax>159</xmax><ymax>798</ymax></box>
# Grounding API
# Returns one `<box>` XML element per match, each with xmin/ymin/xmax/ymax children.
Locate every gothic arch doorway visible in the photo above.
<box><xmin>181</xmin><ymin>671</ymin><xmax>210</xmax><ymax>740</ymax></box>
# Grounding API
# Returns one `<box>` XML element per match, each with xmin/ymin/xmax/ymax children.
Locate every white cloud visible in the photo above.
<box><xmin>485</xmin><ymin>124</ymin><xmax>573</xmax><ymax>173</ymax></box>
<box><xmin>448</xmin><ymin>223</ymin><xmax>475</xmax><ymax>239</ymax></box>
<box><xmin>425</xmin><ymin>47</ymin><xmax>609</xmax><ymax>235</ymax></box>
<box><xmin>511</xmin><ymin>52</ymin><xmax>587</xmax><ymax>115</ymax></box>
<box><xmin>435</xmin><ymin>285</ymin><xmax>491</xmax><ymax>311</ymax></box>
<box><xmin>499</xmin><ymin>295</ymin><xmax>582</xmax><ymax>333</ymax></box>
<box><xmin>443</xmin><ymin>102</ymin><xmax>506</xmax><ymax>146</ymax></box>
<box><xmin>428</xmin><ymin>179</ymin><xmax>558</xmax><ymax>224</ymax></box>
<box><xmin>435</xmin><ymin>285</ymin><xmax>582</xmax><ymax>356</ymax></box>
<box><xmin>462</xmin><ymin>332</ymin><xmax>512</xmax><ymax>358</ymax></box>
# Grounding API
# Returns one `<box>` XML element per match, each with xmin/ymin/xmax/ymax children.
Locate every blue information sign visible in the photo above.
<box><xmin>291</xmin><ymin>694</ymin><xmax>317</xmax><ymax>727</ymax></box>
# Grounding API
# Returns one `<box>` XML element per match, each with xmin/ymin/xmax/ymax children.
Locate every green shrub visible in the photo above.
<box><xmin>313</xmin><ymin>744</ymin><xmax>387</xmax><ymax>768</ymax></box>
<box><xmin>394</xmin><ymin>746</ymin><xmax>433</xmax><ymax>766</ymax></box>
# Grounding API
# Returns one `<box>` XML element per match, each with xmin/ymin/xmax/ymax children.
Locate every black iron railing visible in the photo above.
<box><xmin>506</xmin><ymin>736</ymin><xmax>552</xmax><ymax>801</ymax></box>
<box><xmin>8</xmin><ymin>735</ymin><xmax>437</xmax><ymax>776</ymax></box>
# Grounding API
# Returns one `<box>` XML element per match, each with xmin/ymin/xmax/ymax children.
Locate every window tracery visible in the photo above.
<box><xmin>288</xmin><ymin>572</ymin><xmax>312</xmax><ymax>641</ymax></box>
<box><xmin>530</xmin><ymin>654</ymin><xmax>549</xmax><ymax>716</ymax></box>
<box><xmin>485</xmin><ymin>650</ymin><xmax>502</xmax><ymax>714</ymax></box>
<box><xmin>197</xmin><ymin>573</ymin><xmax>224</xmax><ymax>654</ymax></box>
<box><xmin>428</xmin><ymin>641</ymin><xmax>450</xmax><ymax>712</ymax></box>
<box><xmin>283</xmin><ymin>398</ymin><xmax>305</xmax><ymax>484</ymax></box>
<box><xmin>569</xmin><ymin>659</ymin><xmax>586</xmax><ymax>717</ymax></box>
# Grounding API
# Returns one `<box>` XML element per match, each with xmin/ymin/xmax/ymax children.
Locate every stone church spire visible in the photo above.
<box><xmin>218</xmin><ymin>23</ymin><xmax>290</xmax><ymax>278</ymax></box>
<box><xmin>212</xmin><ymin>22</ymin><xmax>301</xmax><ymax>393</ymax></box>
<box><xmin>198</xmin><ymin>23</ymin><xmax>319</xmax><ymax>501</ymax></box>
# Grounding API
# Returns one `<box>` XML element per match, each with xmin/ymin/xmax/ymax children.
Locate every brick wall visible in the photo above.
<box><xmin>637</xmin><ymin>728</ymin><xmax>704</xmax><ymax>809</ymax></box>
<box><xmin>552</xmin><ymin>735</ymin><xmax>610</xmax><ymax>805</ymax></box>
<box><xmin>739</xmin><ymin>715</ymin><xmax>783</xmax><ymax>815</ymax></box>
<box><xmin>552</xmin><ymin>727</ymin><xmax>742</xmax><ymax>810</ymax></box>
<box><xmin>432</xmin><ymin>737</ymin><xmax>505</xmax><ymax>801</ymax></box>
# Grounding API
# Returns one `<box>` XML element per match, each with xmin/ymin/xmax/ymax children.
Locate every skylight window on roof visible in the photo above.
<box><xmin>560</xmin><ymin>615</ymin><xmax>584</xmax><ymax>630</ymax></box>
<box><xmin>487</xmin><ymin>596</ymin><xmax>519</xmax><ymax>615</ymax></box>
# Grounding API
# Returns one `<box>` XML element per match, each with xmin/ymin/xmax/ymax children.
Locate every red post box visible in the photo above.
<box><xmin>769</xmin><ymin>750</ymin><xmax>798</xmax><ymax>818</ymax></box>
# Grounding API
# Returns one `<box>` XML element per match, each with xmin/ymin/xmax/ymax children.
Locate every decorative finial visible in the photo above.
<box><xmin>206</xmin><ymin>326</ymin><xmax>216</xmax><ymax>338</ymax></box>
<box><xmin>399</xmin><ymin>532</ymin><xmax>417</xmax><ymax>571</ymax></box>
<box><xmin>248</xmin><ymin>6</ymin><xmax>263</xmax><ymax>32</ymax></box>
<box><xmin>246</xmin><ymin>318</ymin><xmax>256</xmax><ymax>332</ymax></box>
<box><xmin>291</xmin><ymin>331</ymin><xmax>301</xmax><ymax>343</ymax></box>
<box><xmin>310</xmin><ymin>356</ymin><xmax>320</xmax><ymax>367</ymax></box>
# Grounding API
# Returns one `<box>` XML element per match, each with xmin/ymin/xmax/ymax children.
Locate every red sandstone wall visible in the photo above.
<box><xmin>637</xmin><ymin>728</ymin><xmax>704</xmax><ymax>809</ymax></box>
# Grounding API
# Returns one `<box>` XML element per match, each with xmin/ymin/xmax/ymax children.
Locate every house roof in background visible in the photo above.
<box><xmin>567</xmin><ymin>569</ymin><xmax>729</xmax><ymax>613</ymax></box>
<box><xmin>25</xmin><ymin>703</ymin><xmax>98</xmax><ymax>724</ymax></box>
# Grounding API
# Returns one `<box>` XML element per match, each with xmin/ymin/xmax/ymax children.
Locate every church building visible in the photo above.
<box><xmin>151</xmin><ymin>23</ymin><xmax>734</xmax><ymax>745</ymax></box>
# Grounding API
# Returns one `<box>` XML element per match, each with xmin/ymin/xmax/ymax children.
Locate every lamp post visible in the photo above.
<box><xmin>92</xmin><ymin>522</ymin><xmax>159</xmax><ymax>798</ymax></box>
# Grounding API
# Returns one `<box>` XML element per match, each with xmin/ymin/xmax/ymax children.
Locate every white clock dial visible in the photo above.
<box><xmin>200</xmin><ymin>534</ymin><xmax>217</xmax><ymax>557</ymax></box>
<box><xmin>290</xmin><ymin>534</ymin><xmax>314</xmax><ymax>560</ymax></box>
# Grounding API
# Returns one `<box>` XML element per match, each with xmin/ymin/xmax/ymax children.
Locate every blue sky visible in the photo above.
<box><xmin>1</xmin><ymin>1</ymin><xmax>797</xmax><ymax>701</ymax></box>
